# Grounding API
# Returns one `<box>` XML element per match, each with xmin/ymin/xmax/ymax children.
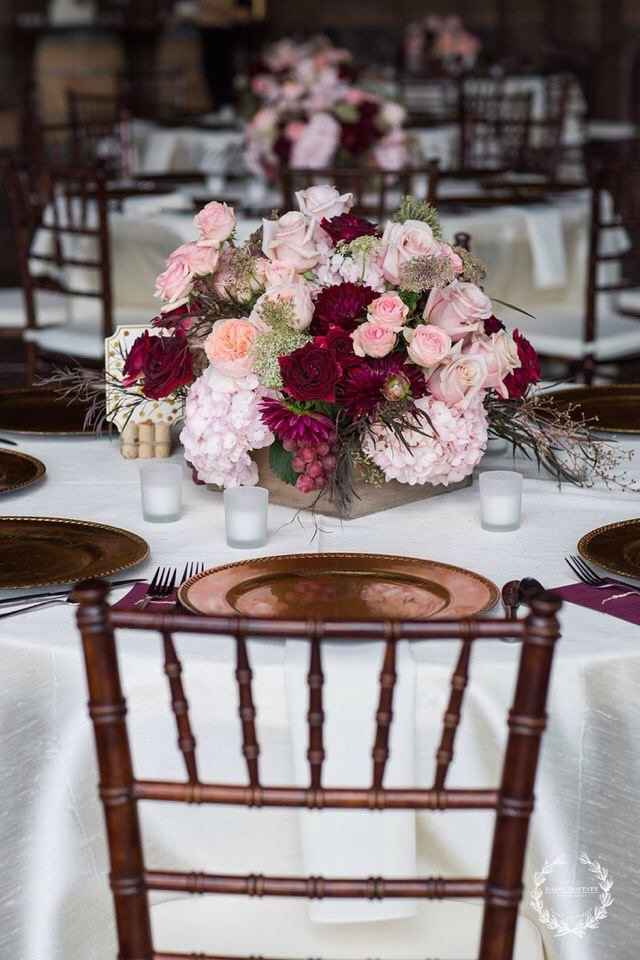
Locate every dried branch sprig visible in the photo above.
<box><xmin>487</xmin><ymin>392</ymin><xmax>639</xmax><ymax>492</ymax></box>
<box><xmin>36</xmin><ymin>365</ymin><xmax>112</xmax><ymax>432</ymax></box>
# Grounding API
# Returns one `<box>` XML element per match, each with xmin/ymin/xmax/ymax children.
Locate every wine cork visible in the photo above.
<box><xmin>154</xmin><ymin>421</ymin><xmax>171</xmax><ymax>458</ymax></box>
<box><xmin>120</xmin><ymin>422</ymin><xmax>138</xmax><ymax>459</ymax></box>
<box><xmin>138</xmin><ymin>421</ymin><xmax>154</xmax><ymax>459</ymax></box>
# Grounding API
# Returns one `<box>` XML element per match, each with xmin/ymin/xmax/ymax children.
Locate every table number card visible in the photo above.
<box><xmin>105</xmin><ymin>325</ymin><xmax>182</xmax><ymax>459</ymax></box>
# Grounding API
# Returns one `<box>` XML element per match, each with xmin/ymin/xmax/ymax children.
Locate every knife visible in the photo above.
<box><xmin>0</xmin><ymin>577</ymin><xmax>145</xmax><ymax>608</ymax></box>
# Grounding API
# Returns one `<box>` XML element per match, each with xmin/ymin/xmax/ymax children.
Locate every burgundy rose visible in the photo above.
<box><xmin>273</xmin><ymin>132</ymin><xmax>292</xmax><ymax>166</ymax></box>
<box><xmin>320</xmin><ymin>213</ymin><xmax>378</xmax><ymax>246</ymax></box>
<box><xmin>311</xmin><ymin>282</ymin><xmax>377</xmax><ymax>335</ymax></box>
<box><xmin>279</xmin><ymin>342</ymin><xmax>341</xmax><ymax>403</ymax></box>
<box><xmin>314</xmin><ymin>324</ymin><xmax>357</xmax><ymax>364</ymax></box>
<box><xmin>142</xmin><ymin>333</ymin><xmax>193</xmax><ymax>400</ymax></box>
<box><xmin>503</xmin><ymin>330</ymin><xmax>540</xmax><ymax>399</ymax></box>
<box><xmin>338</xmin><ymin>354</ymin><xmax>427</xmax><ymax>419</ymax></box>
<box><xmin>121</xmin><ymin>332</ymin><xmax>151</xmax><ymax>387</ymax></box>
<box><xmin>152</xmin><ymin>302</ymin><xmax>200</xmax><ymax>334</ymax></box>
<box><xmin>483</xmin><ymin>314</ymin><xmax>505</xmax><ymax>335</ymax></box>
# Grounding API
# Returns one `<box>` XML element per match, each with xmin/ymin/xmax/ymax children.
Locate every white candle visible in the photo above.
<box><xmin>224</xmin><ymin>487</ymin><xmax>268</xmax><ymax>548</ymax></box>
<box><xmin>140</xmin><ymin>463</ymin><xmax>183</xmax><ymax>523</ymax></box>
<box><xmin>479</xmin><ymin>470</ymin><xmax>523</xmax><ymax>532</ymax></box>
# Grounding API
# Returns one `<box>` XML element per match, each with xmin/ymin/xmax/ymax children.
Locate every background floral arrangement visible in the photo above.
<box><xmin>111</xmin><ymin>186</ymin><xmax>553</xmax><ymax>514</ymax></box>
<box><xmin>244</xmin><ymin>37</ymin><xmax>411</xmax><ymax>179</ymax></box>
<box><xmin>404</xmin><ymin>15</ymin><xmax>481</xmax><ymax>75</ymax></box>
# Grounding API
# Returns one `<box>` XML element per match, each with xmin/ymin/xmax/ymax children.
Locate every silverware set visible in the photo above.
<box><xmin>0</xmin><ymin>563</ymin><xmax>206</xmax><ymax>621</ymax></box>
<box><xmin>565</xmin><ymin>555</ymin><xmax>640</xmax><ymax>602</ymax></box>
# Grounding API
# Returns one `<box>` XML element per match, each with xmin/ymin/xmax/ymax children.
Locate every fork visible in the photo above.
<box><xmin>566</xmin><ymin>555</ymin><xmax>640</xmax><ymax>594</ymax></box>
<box><xmin>135</xmin><ymin>566</ymin><xmax>177</xmax><ymax>609</ymax></box>
<box><xmin>175</xmin><ymin>561</ymin><xmax>205</xmax><ymax>609</ymax></box>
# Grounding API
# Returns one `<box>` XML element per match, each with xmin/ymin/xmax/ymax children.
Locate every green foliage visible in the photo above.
<box><xmin>269</xmin><ymin>440</ymin><xmax>298</xmax><ymax>486</ymax></box>
<box><xmin>399</xmin><ymin>290</ymin><xmax>420</xmax><ymax>313</ymax></box>
<box><xmin>392</xmin><ymin>196</ymin><xmax>442</xmax><ymax>238</ymax></box>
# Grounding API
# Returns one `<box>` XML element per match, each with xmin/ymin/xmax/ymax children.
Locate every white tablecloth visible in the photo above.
<box><xmin>2</xmin><ymin>432</ymin><xmax>640</xmax><ymax>959</ymax></box>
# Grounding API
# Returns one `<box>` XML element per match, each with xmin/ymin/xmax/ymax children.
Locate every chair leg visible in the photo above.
<box><xmin>582</xmin><ymin>354</ymin><xmax>595</xmax><ymax>385</ymax></box>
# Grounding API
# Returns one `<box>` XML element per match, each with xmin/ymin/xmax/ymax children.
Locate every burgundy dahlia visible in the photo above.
<box><xmin>314</xmin><ymin>324</ymin><xmax>358</xmax><ymax>364</ymax></box>
<box><xmin>259</xmin><ymin>396</ymin><xmax>335</xmax><ymax>447</ymax></box>
<box><xmin>320</xmin><ymin>213</ymin><xmax>378</xmax><ymax>246</ymax></box>
<box><xmin>311</xmin><ymin>282</ymin><xmax>377</xmax><ymax>335</ymax></box>
<box><xmin>279</xmin><ymin>341</ymin><xmax>341</xmax><ymax>403</ymax></box>
<box><xmin>483</xmin><ymin>314</ymin><xmax>505</xmax><ymax>335</ymax></box>
<box><xmin>338</xmin><ymin>355</ymin><xmax>427</xmax><ymax>419</ymax></box>
<box><xmin>503</xmin><ymin>330</ymin><xmax>541</xmax><ymax>399</ymax></box>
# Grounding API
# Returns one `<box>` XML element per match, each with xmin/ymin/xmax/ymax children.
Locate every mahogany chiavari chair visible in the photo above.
<box><xmin>75</xmin><ymin>577</ymin><xmax>562</xmax><ymax>960</ymax></box>
<box><xmin>280</xmin><ymin>161</ymin><xmax>440</xmax><ymax>221</ymax></box>
<box><xmin>516</xmin><ymin>159</ymin><xmax>640</xmax><ymax>383</ymax></box>
<box><xmin>5</xmin><ymin>163</ymin><xmax>114</xmax><ymax>366</ymax></box>
<box><xmin>457</xmin><ymin>91</ymin><xmax>533</xmax><ymax>176</ymax></box>
<box><xmin>66</xmin><ymin>90</ymin><xmax>133</xmax><ymax>177</ymax></box>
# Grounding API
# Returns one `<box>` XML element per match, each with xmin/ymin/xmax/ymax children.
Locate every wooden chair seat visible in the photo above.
<box><xmin>151</xmin><ymin>895</ymin><xmax>545</xmax><ymax>960</ymax></box>
<box><xmin>517</xmin><ymin>299</ymin><xmax>640</xmax><ymax>361</ymax></box>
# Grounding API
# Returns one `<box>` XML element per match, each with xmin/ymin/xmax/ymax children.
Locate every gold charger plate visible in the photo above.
<box><xmin>578</xmin><ymin>519</ymin><xmax>640</xmax><ymax>580</ymax></box>
<box><xmin>0</xmin><ymin>449</ymin><xmax>46</xmax><ymax>495</ymax></box>
<box><xmin>179</xmin><ymin>553</ymin><xmax>498</xmax><ymax>620</ymax></box>
<box><xmin>545</xmin><ymin>385</ymin><xmax>640</xmax><ymax>434</ymax></box>
<box><xmin>0</xmin><ymin>517</ymin><xmax>149</xmax><ymax>589</ymax></box>
<box><xmin>0</xmin><ymin>387</ymin><xmax>107</xmax><ymax>436</ymax></box>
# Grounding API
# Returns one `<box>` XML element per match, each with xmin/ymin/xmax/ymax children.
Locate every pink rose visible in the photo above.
<box><xmin>194</xmin><ymin>201</ymin><xmax>236</xmax><ymax>246</ymax></box>
<box><xmin>295</xmin><ymin>184</ymin><xmax>353</xmax><ymax>221</ymax></box>
<box><xmin>263</xmin><ymin>260</ymin><xmax>298</xmax><ymax>286</ymax></box>
<box><xmin>427</xmin><ymin>345</ymin><xmax>488</xmax><ymax>409</ymax></box>
<box><xmin>290</xmin><ymin>113</ymin><xmax>340</xmax><ymax>170</ymax></box>
<box><xmin>204</xmin><ymin>317</ymin><xmax>264</xmax><ymax>379</ymax></box>
<box><xmin>424</xmin><ymin>281</ymin><xmax>492</xmax><ymax>341</ymax></box>
<box><xmin>285</xmin><ymin>121</ymin><xmax>306</xmax><ymax>143</ymax></box>
<box><xmin>262</xmin><ymin>210</ymin><xmax>319</xmax><ymax>273</ymax></box>
<box><xmin>155</xmin><ymin>243</ymin><xmax>218</xmax><ymax>304</ymax></box>
<box><xmin>405</xmin><ymin>324</ymin><xmax>452</xmax><ymax>367</ymax></box>
<box><xmin>436</xmin><ymin>241</ymin><xmax>464</xmax><ymax>275</ymax></box>
<box><xmin>465</xmin><ymin>331</ymin><xmax>521</xmax><ymax>398</ymax></box>
<box><xmin>351</xmin><ymin>320</ymin><xmax>397</xmax><ymax>358</ymax></box>
<box><xmin>367</xmin><ymin>292</ymin><xmax>409</xmax><ymax>331</ymax></box>
<box><xmin>251</xmin><ymin>280</ymin><xmax>314</xmax><ymax>332</ymax></box>
<box><xmin>249</xmin><ymin>107</ymin><xmax>278</xmax><ymax>133</ymax></box>
<box><xmin>381</xmin><ymin>219</ymin><xmax>440</xmax><ymax>284</ymax></box>
<box><xmin>373</xmin><ymin>129</ymin><xmax>409</xmax><ymax>171</ymax></box>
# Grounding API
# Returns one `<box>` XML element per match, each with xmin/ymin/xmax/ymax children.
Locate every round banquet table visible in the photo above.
<box><xmin>1</xmin><ymin>433</ymin><xmax>640</xmax><ymax>960</ymax></box>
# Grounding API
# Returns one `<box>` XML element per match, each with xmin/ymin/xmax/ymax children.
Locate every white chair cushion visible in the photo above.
<box><xmin>0</xmin><ymin>288</ymin><xmax>69</xmax><ymax>330</ymax></box>
<box><xmin>151</xmin><ymin>894</ymin><xmax>545</xmax><ymax>960</ymax></box>
<box><xmin>616</xmin><ymin>289</ymin><xmax>640</xmax><ymax>316</ymax></box>
<box><xmin>23</xmin><ymin>307</ymin><xmax>154</xmax><ymax>360</ymax></box>
<box><xmin>504</xmin><ymin>301</ymin><xmax>640</xmax><ymax>361</ymax></box>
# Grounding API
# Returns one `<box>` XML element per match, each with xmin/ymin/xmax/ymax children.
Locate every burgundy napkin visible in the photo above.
<box><xmin>113</xmin><ymin>582</ymin><xmax>178</xmax><ymax>610</ymax></box>
<box><xmin>551</xmin><ymin>582</ymin><xmax>640</xmax><ymax>625</ymax></box>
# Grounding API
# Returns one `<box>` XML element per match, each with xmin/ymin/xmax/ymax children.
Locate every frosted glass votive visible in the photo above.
<box><xmin>479</xmin><ymin>470</ymin><xmax>523</xmax><ymax>532</ymax></box>
<box><xmin>140</xmin><ymin>463</ymin><xmax>183</xmax><ymax>523</ymax></box>
<box><xmin>224</xmin><ymin>486</ymin><xmax>269</xmax><ymax>548</ymax></box>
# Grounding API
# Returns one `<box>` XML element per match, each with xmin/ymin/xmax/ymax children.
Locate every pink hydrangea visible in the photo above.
<box><xmin>362</xmin><ymin>395</ymin><xmax>488</xmax><ymax>486</ymax></box>
<box><xmin>180</xmin><ymin>366</ymin><xmax>273</xmax><ymax>488</ymax></box>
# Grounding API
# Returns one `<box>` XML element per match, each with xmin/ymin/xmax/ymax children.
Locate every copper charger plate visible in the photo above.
<box><xmin>578</xmin><ymin>519</ymin><xmax>640</xmax><ymax>580</ymax></box>
<box><xmin>0</xmin><ymin>449</ymin><xmax>46</xmax><ymax>495</ymax></box>
<box><xmin>179</xmin><ymin>553</ymin><xmax>498</xmax><ymax>621</ymax></box>
<box><xmin>0</xmin><ymin>387</ymin><xmax>108</xmax><ymax>436</ymax></box>
<box><xmin>0</xmin><ymin>517</ymin><xmax>149</xmax><ymax>589</ymax></box>
<box><xmin>545</xmin><ymin>385</ymin><xmax>640</xmax><ymax>434</ymax></box>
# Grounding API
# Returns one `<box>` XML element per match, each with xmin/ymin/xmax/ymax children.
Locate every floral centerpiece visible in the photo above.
<box><xmin>108</xmin><ymin>185</ymin><xmax>552</xmax><ymax>518</ymax></box>
<box><xmin>404</xmin><ymin>16</ymin><xmax>481</xmax><ymax>75</ymax></box>
<box><xmin>244</xmin><ymin>37</ymin><xmax>411</xmax><ymax>179</ymax></box>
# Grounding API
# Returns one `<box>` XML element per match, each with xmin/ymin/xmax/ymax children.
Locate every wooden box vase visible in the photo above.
<box><xmin>250</xmin><ymin>448</ymin><xmax>472</xmax><ymax>520</ymax></box>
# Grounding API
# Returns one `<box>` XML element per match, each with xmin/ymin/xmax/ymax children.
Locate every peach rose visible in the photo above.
<box><xmin>424</xmin><ymin>280</ymin><xmax>492</xmax><ymax>341</ymax></box>
<box><xmin>295</xmin><ymin>184</ymin><xmax>354</xmax><ymax>221</ymax></box>
<box><xmin>427</xmin><ymin>345</ymin><xmax>488</xmax><ymax>408</ymax></box>
<box><xmin>285</xmin><ymin>121</ymin><xmax>306</xmax><ymax>142</ymax></box>
<box><xmin>351</xmin><ymin>320</ymin><xmax>397</xmax><ymax>358</ymax></box>
<box><xmin>262</xmin><ymin>210</ymin><xmax>319</xmax><ymax>273</ymax></box>
<box><xmin>155</xmin><ymin>243</ymin><xmax>218</xmax><ymax>304</ymax></box>
<box><xmin>465</xmin><ymin>331</ymin><xmax>521</xmax><ymax>398</ymax></box>
<box><xmin>194</xmin><ymin>201</ymin><xmax>236</xmax><ymax>246</ymax></box>
<box><xmin>404</xmin><ymin>324</ymin><xmax>452</xmax><ymax>368</ymax></box>
<box><xmin>367</xmin><ymin>292</ymin><xmax>409</xmax><ymax>331</ymax></box>
<box><xmin>204</xmin><ymin>317</ymin><xmax>265</xmax><ymax>379</ymax></box>
<box><xmin>381</xmin><ymin>219</ymin><xmax>440</xmax><ymax>284</ymax></box>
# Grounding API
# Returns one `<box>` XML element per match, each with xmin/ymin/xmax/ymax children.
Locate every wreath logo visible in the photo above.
<box><xmin>530</xmin><ymin>853</ymin><xmax>614</xmax><ymax>938</ymax></box>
